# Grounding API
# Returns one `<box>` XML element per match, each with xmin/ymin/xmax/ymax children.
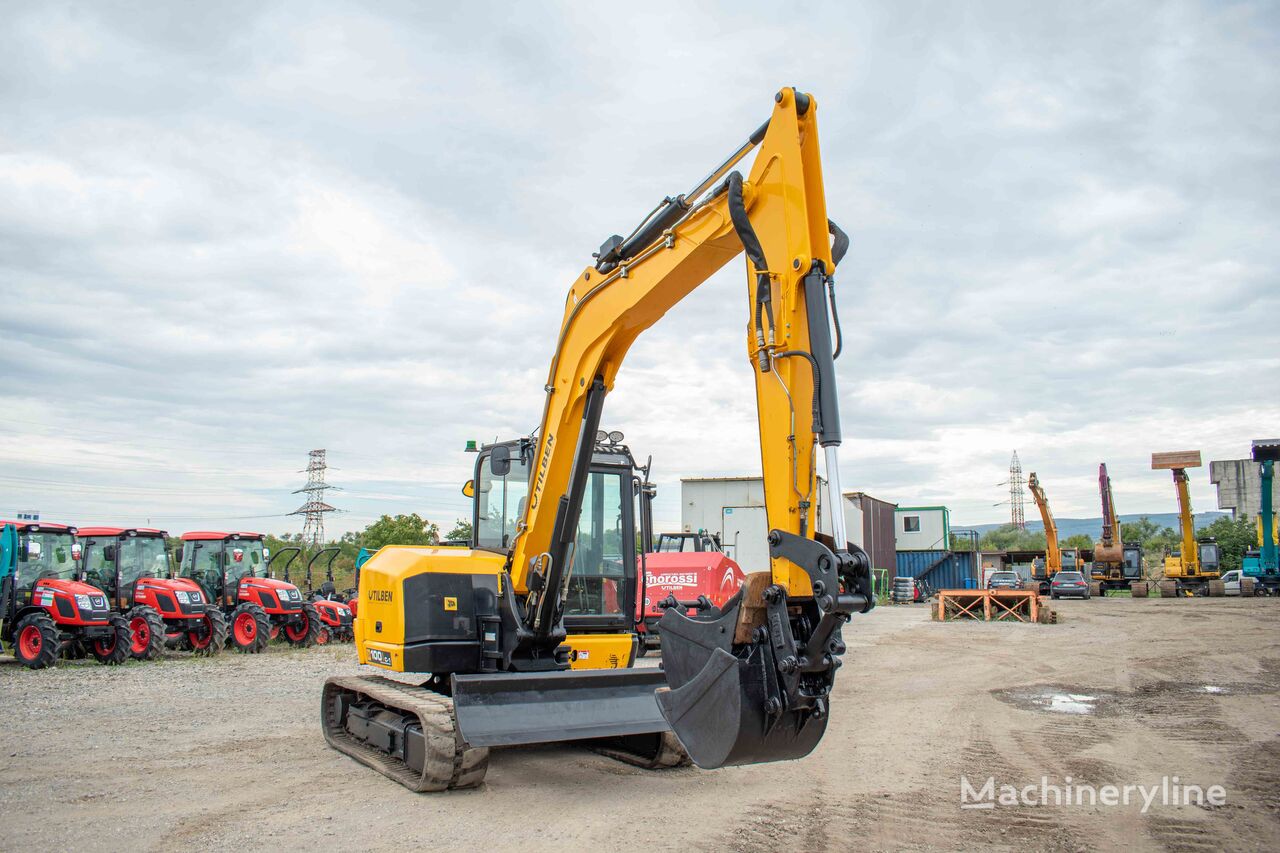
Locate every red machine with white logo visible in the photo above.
<box><xmin>272</xmin><ymin>545</ymin><xmax>354</xmax><ymax>644</ymax></box>
<box><xmin>637</xmin><ymin>532</ymin><xmax>746</xmax><ymax>651</ymax></box>
<box><xmin>77</xmin><ymin>527</ymin><xmax>227</xmax><ymax>657</ymax></box>
<box><xmin>1</xmin><ymin>520</ymin><xmax>131</xmax><ymax>669</ymax></box>
<box><xmin>177</xmin><ymin>531</ymin><xmax>320</xmax><ymax>652</ymax></box>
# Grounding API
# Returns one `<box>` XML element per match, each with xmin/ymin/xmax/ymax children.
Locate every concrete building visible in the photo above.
<box><xmin>895</xmin><ymin>506</ymin><xmax>951</xmax><ymax>551</ymax></box>
<box><xmin>1211</xmin><ymin>458</ymin><xmax>1279</xmax><ymax>521</ymax></box>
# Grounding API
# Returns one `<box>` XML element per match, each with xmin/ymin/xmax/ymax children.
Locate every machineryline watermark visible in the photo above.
<box><xmin>960</xmin><ymin>776</ymin><xmax>1226</xmax><ymax>813</ymax></box>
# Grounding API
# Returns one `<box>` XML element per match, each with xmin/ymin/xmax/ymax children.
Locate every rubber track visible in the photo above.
<box><xmin>321</xmin><ymin>675</ymin><xmax>489</xmax><ymax>792</ymax></box>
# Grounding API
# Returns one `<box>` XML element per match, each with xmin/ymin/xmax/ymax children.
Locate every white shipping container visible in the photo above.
<box><xmin>681</xmin><ymin>475</ymin><xmax>851</xmax><ymax>574</ymax></box>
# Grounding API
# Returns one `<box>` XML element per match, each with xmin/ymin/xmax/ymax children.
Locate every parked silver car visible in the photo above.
<box><xmin>1050</xmin><ymin>571</ymin><xmax>1091</xmax><ymax>600</ymax></box>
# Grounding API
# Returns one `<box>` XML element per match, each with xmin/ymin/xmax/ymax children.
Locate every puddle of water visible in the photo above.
<box><xmin>994</xmin><ymin>685</ymin><xmax>1116</xmax><ymax>716</ymax></box>
<box><xmin>1202</xmin><ymin>685</ymin><xmax>1224</xmax><ymax>694</ymax></box>
<box><xmin>1048</xmin><ymin>693</ymin><xmax>1098</xmax><ymax>714</ymax></box>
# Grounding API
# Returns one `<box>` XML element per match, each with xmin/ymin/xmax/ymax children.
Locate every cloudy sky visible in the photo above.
<box><xmin>1</xmin><ymin>0</ymin><xmax>1276</xmax><ymax>538</ymax></box>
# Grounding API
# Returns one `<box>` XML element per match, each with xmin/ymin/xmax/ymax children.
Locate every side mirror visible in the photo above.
<box><xmin>71</xmin><ymin>543</ymin><xmax>82</xmax><ymax>561</ymax></box>
<box><xmin>489</xmin><ymin>445</ymin><xmax>512</xmax><ymax>477</ymax></box>
<box><xmin>103</xmin><ymin>545</ymin><xmax>116</xmax><ymax>562</ymax></box>
<box><xmin>463</xmin><ymin>479</ymin><xmax>475</xmax><ymax>498</ymax></box>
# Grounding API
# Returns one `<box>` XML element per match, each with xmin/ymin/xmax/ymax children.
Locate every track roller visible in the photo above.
<box><xmin>322</xmin><ymin>675</ymin><xmax>489</xmax><ymax>792</ymax></box>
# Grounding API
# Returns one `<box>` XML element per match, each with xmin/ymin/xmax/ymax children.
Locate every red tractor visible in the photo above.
<box><xmin>269</xmin><ymin>546</ymin><xmax>354</xmax><ymax>644</ymax></box>
<box><xmin>77</xmin><ymin>527</ymin><xmax>227</xmax><ymax>657</ymax></box>
<box><xmin>298</xmin><ymin>547</ymin><xmax>354</xmax><ymax>644</ymax></box>
<box><xmin>177</xmin><ymin>531</ymin><xmax>320</xmax><ymax>652</ymax></box>
<box><xmin>1</xmin><ymin>520</ymin><xmax>131</xmax><ymax>669</ymax></box>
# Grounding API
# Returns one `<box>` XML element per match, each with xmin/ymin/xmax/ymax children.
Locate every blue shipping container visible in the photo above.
<box><xmin>896</xmin><ymin>550</ymin><xmax>976</xmax><ymax>590</ymax></box>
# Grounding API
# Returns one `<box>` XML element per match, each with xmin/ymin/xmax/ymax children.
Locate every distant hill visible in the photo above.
<box><xmin>957</xmin><ymin>512</ymin><xmax>1229</xmax><ymax>541</ymax></box>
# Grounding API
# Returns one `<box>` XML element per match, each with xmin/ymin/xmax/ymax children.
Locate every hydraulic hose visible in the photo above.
<box><xmin>774</xmin><ymin>349</ymin><xmax>823</xmax><ymax>435</ymax></box>
<box><xmin>827</xmin><ymin>219</ymin><xmax>849</xmax><ymax>360</ymax></box>
<box><xmin>728</xmin><ymin>171</ymin><xmax>774</xmax><ymax>372</ymax></box>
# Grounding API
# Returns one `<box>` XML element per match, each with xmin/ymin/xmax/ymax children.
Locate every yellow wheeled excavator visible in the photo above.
<box><xmin>321</xmin><ymin>87</ymin><xmax>875</xmax><ymax>792</ymax></box>
<box><xmin>1151</xmin><ymin>451</ymin><xmax>1224</xmax><ymax>597</ymax></box>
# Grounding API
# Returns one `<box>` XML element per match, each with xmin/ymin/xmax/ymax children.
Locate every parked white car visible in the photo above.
<box><xmin>1219</xmin><ymin>570</ymin><xmax>1242</xmax><ymax>596</ymax></box>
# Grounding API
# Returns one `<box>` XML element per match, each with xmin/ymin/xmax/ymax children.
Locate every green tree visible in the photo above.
<box><xmin>360</xmin><ymin>513</ymin><xmax>440</xmax><ymax>550</ymax></box>
<box><xmin>1120</xmin><ymin>516</ymin><xmax>1180</xmax><ymax>556</ymax></box>
<box><xmin>978</xmin><ymin>524</ymin><xmax>1047</xmax><ymax>552</ymax></box>
<box><xmin>445</xmin><ymin>519</ymin><xmax>473</xmax><ymax>543</ymax></box>
<box><xmin>1197</xmin><ymin>515</ymin><xmax>1256</xmax><ymax>572</ymax></box>
<box><xmin>1063</xmin><ymin>533</ymin><xmax>1094</xmax><ymax>551</ymax></box>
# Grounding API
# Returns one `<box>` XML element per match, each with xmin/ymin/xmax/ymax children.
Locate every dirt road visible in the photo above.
<box><xmin>1</xmin><ymin>597</ymin><xmax>1277</xmax><ymax>852</ymax></box>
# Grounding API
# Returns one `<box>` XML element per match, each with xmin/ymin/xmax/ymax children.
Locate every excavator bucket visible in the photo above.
<box><xmin>451</xmin><ymin>668</ymin><xmax>670</xmax><ymax>747</ymax></box>
<box><xmin>655</xmin><ymin>585</ymin><xmax>830</xmax><ymax>769</ymax></box>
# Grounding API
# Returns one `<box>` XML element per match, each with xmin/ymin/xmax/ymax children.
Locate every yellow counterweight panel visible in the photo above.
<box><xmin>354</xmin><ymin>545</ymin><xmax>505</xmax><ymax>672</ymax></box>
<box><xmin>565</xmin><ymin>633</ymin><xmax>635</xmax><ymax>670</ymax></box>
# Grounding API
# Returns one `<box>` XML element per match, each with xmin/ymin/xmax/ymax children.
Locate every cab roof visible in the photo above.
<box><xmin>0</xmin><ymin>520</ymin><xmax>74</xmax><ymax>533</ymax></box>
<box><xmin>77</xmin><ymin>527</ymin><xmax>168</xmax><ymax>538</ymax></box>
<box><xmin>180</xmin><ymin>531</ymin><xmax>264</xmax><ymax>541</ymax></box>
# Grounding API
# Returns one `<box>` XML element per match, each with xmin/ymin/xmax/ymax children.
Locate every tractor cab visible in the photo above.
<box><xmin>1</xmin><ymin>520</ymin><xmax>129</xmax><ymax>668</ymax></box>
<box><xmin>179</xmin><ymin>531</ymin><xmax>271</xmax><ymax>607</ymax></box>
<box><xmin>79</xmin><ymin>527</ymin><xmax>202</xmax><ymax>612</ymax></box>
<box><xmin>77</xmin><ymin>527</ymin><xmax>219</xmax><ymax>658</ymax></box>
<box><xmin>654</xmin><ymin>531</ymin><xmax>723</xmax><ymax>553</ymax></box>
<box><xmin>179</xmin><ymin>531</ymin><xmax>320</xmax><ymax>650</ymax></box>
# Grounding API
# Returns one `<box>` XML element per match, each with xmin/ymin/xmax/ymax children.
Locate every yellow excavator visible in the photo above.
<box><xmin>1151</xmin><ymin>451</ymin><xmax>1224</xmax><ymax>597</ymax></box>
<box><xmin>1024</xmin><ymin>472</ymin><xmax>1085</xmax><ymax>595</ymax></box>
<box><xmin>321</xmin><ymin>87</ymin><xmax>875</xmax><ymax>791</ymax></box>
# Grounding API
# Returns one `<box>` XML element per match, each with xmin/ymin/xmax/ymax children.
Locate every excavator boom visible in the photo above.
<box><xmin>1027</xmin><ymin>472</ymin><xmax>1061</xmax><ymax>574</ymax></box>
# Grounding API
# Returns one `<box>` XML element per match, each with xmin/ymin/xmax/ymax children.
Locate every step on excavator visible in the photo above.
<box><xmin>77</xmin><ymin>526</ymin><xmax>227</xmax><ymax>657</ymax></box>
<box><xmin>0</xmin><ymin>520</ymin><xmax>131</xmax><ymax>668</ymax></box>
<box><xmin>1089</xmin><ymin>465</ymin><xmax>1146</xmax><ymax>597</ymax></box>
<box><xmin>1241</xmin><ymin>439</ymin><xmax>1280</xmax><ymax>595</ymax></box>
<box><xmin>321</xmin><ymin>87</ymin><xmax>875</xmax><ymax>792</ymax></box>
<box><xmin>1151</xmin><ymin>451</ymin><xmax>1224</xmax><ymax>597</ymax></box>
<box><xmin>178</xmin><ymin>531</ymin><xmax>321</xmax><ymax>651</ymax></box>
<box><xmin>1025</xmin><ymin>473</ymin><xmax>1087</xmax><ymax>597</ymax></box>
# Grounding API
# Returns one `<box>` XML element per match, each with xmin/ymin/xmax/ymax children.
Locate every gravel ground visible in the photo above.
<box><xmin>1</xmin><ymin>596</ymin><xmax>1278</xmax><ymax>852</ymax></box>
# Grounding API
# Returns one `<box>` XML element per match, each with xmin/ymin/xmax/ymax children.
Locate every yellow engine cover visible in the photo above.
<box><xmin>355</xmin><ymin>545</ymin><xmax>505</xmax><ymax>672</ymax></box>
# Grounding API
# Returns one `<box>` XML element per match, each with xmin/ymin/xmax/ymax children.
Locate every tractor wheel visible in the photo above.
<box><xmin>90</xmin><ymin>614</ymin><xmax>132</xmax><ymax>666</ymax></box>
<box><xmin>284</xmin><ymin>603</ymin><xmax>322</xmax><ymax>648</ymax></box>
<box><xmin>188</xmin><ymin>608</ymin><xmax>228</xmax><ymax>656</ymax></box>
<box><xmin>125</xmin><ymin>606</ymin><xmax>167</xmax><ymax>661</ymax></box>
<box><xmin>14</xmin><ymin>611</ymin><xmax>60</xmax><ymax>669</ymax></box>
<box><xmin>315</xmin><ymin>623</ymin><xmax>332</xmax><ymax>645</ymax></box>
<box><xmin>268</xmin><ymin>624</ymin><xmax>280</xmax><ymax>643</ymax></box>
<box><xmin>1130</xmin><ymin>581</ymin><xmax>1149</xmax><ymax>598</ymax></box>
<box><xmin>229</xmin><ymin>603</ymin><xmax>270</xmax><ymax>653</ymax></box>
